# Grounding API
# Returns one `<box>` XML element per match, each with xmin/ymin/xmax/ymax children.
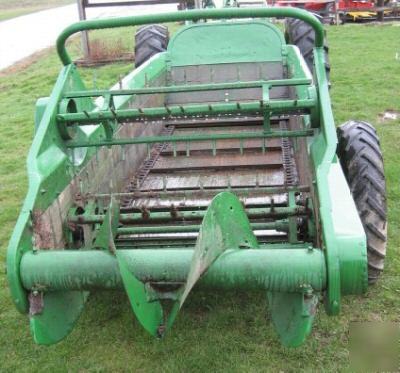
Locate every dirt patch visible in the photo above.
<box><xmin>378</xmin><ymin>110</ymin><xmax>400</xmax><ymax>122</ymax></box>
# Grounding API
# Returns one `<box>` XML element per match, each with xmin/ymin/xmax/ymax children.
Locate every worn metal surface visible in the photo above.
<box><xmin>21</xmin><ymin>248</ymin><xmax>326</xmax><ymax>292</ymax></box>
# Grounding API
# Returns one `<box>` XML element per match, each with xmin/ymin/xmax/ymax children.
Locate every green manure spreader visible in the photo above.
<box><xmin>7</xmin><ymin>8</ymin><xmax>387</xmax><ymax>347</ymax></box>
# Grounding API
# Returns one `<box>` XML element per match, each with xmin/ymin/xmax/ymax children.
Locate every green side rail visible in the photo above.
<box><xmin>56</xmin><ymin>7</ymin><xmax>325</xmax><ymax>65</ymax></box>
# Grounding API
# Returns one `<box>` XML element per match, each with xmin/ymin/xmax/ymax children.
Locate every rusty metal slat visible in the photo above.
<box><xmin>172</xmin><ymin>125</ymin><xmax>275</xmax><ymax>134</ymax></box>
<box><xmin>150</xmin><ymin>152</ymin><xmax>283</xmax><ymax>172</ymax></box>
<box><xmin>163</xmin><ymin>116</ymin><xmax>264</xmax><ymax>127</ymax></box>
<box><xmin>161</xmin><ymin>138</ymin><xmax>282</xmax><ymax>155</ymax></box>
<box><xmin>139</xmin><ymin>169</ymin><xmax>284</xmax><ymax>191</ymax></box>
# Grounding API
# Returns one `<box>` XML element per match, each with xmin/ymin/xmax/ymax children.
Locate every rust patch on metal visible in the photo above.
<box><xmin>28</xmin><ymin>291</ymin><xmax>44</xmax><ymax>316</ymax></box>
<box><xmin>32</xmin><ymin>210</ymin><xmax>54</xmax><ymax>249</ymax></box>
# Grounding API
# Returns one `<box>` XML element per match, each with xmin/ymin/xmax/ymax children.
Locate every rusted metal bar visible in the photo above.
<box><xmin>69</xmin><ymin>206</ymin><xmax>306</xmax><ymax>225</ymax></box>
<box><xmin>117</xmin><ymin>220</ymin><xmax>289</xmax><ymax>235</ymax></box>
<box><xmin>88</xmin><ymin>185</ymin><xmax>310</xmax><ymax>200</ymax></box>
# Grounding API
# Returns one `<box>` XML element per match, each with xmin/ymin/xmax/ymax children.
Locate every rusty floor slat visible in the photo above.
<box><xmin>140</xmin><ymin>169</ymin><xmax>284</xmax><ymax>191</ymax></box>
<box><xmin>172</xmin><ymin>125</ymin><xmax>269</xmax><ymax>134</ymax></box>
<box><xmin>161</xmin><ymin>138</ymin><xmax>282</xmax><ymax>155</ymax></box>
<box><xmin>164</xmin><ymin>115</ymin><xmax>264</xmax><ymax>128</ymax></box>
<box><xmin>150</xmin><ymin>151</ymin><xmax>283</xmax><ymax>172</ymax></box>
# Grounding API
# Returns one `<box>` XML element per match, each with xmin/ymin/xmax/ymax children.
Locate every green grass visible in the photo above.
<box><xmin>0</xmin><ymin>24</ymin><xmax>399</xmax><ymax>372</ymax></box>
<box><xmin>0</xmin><ymin>0</ymin><xmax>73</xmax><ymax>22</ymax></box>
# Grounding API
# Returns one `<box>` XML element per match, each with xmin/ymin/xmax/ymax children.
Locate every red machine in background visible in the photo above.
<box><xmin>303</xmin><ymin>0</ymin><xmax>374</xmax><ymax>13</ymax></box>
<box><xmin>272</xmin><ymin>0</ymin><xmax>397</xmax><ymax>23</ymax></box>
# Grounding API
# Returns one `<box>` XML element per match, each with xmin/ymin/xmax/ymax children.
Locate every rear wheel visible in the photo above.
<box><xmin>285</xmin><ymin>16</ymin><xmax>330</xmax><ymax>82</ymax></box>
<box><xmin>337</xmin><ymin>120</ymin><xmax>387</xmax><ymax>283</ymax></box>
<box><xmin>134</xmin><ymin>24</ymin><xmax>169</xmax><ymax>68</ymax></box>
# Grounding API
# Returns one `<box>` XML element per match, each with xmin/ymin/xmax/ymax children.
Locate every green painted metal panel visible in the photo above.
<box><xmin>327</xmin><ymin>162</ymin><xmax>367</xmax><ymax>295</ymax></box>
<box><xmin>34</xmin><ymin>97</ymin><xmax>49</xmax><ymax>134</ymax></box>
<box><xmin>310</xmin><ymin>47</ymin><xmax>343</xmax><ymax>315</ymax></box>
<box><xmin>6</xmin><ymin>64</ymin><xmax>87</xmax><ymax>314</ymax></box>
<box><xmin>30</xmin><ymin>291</ymin><xmax>88</xmax><ymax>345</ymax></box>
<box><xmin>168</xmin><ymin>21</ymin><xmax>285</xmax><ymax>66</ymax></box>
<box><xmin>116</xmin><ymin>251</ymin><xmax>164</xmax><ymax>336</ymax></box>
<box><xmin>268</xmin><ymin>291</ymin><xmax>319</xmax><ymax>347</ymax></box>
<box><xmin>310</xmin><ymin>47</ymin><xmax>368</xmax><ymax>314</ymax></box>
<box><xmin>93</xmin><ymin>198</ymin><xmax>120</xmax><ymax>252</ymax></box>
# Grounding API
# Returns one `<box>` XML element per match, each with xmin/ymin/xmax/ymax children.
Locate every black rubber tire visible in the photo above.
<box><xmin>285</xmin><ymin>16</ymin><xmax>330</xmax><ymax>83</ymax></box>
<box><xmin>337</xmin><ymin>120</ymin><xmax>387</xmax><ymax>284</ymax></box>
<box><xmin>134</xmin><ymin>24</ymin><xmax>169</xmax><ymax>68</ymax></box>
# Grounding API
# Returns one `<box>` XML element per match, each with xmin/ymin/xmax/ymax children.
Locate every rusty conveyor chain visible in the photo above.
<box><xmin>121</xmin><ymin>125</ymin><xmax>175</xmax><ymax>209</ymax></box>
<box><xmin>280</xmin><ymin>121</ymin><xmax>299</xmax><ymax>186</ymax></box>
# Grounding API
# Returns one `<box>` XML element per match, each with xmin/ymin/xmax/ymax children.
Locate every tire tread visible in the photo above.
<box><xmin>134</xmin><ymin>24</ymin><xmax>169</xmax><ymax>68</ymax></box>
<box><xmin>337</xmin><ymin>120</ymin><xmax>387</xmax><ymax>283</ymax></box>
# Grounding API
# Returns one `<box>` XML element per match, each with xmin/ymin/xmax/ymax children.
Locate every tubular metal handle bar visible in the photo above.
<box><xmin>56</xmin><ymin>7</ymin><xmax>324</xmax><ymax>65</ymax></box>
